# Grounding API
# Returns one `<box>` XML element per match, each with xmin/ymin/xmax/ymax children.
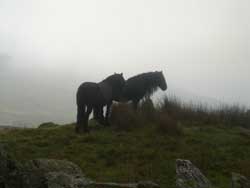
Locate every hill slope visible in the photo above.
<box><xmin>0</xmin><ymin>121</ymin><xmax>250</xmax><ymax>188</ymax></box>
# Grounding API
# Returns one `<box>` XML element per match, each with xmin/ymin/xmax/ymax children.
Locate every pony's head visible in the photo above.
<box><xmin>155</xmin><ymin>71</ymin><xmax>167</xmax><ymax>91</ymax></box>
<box><xmin>110</xmin><ymin>73</ymin><xmax>125</xmax><ymax>88</ymax></box>
<box><xmin>103</xmin><ymin>73</ymin><xmax>126</xmax><ymax>99</ymax></box>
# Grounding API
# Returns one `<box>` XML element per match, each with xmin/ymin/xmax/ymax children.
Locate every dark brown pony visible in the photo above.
<box><xmin>120</xmin><ymin>71</ymin><xmax>167</xmax><ymax>109</ymax></box>
<box><xmin>76</xmin><ymin>73</ymin><xmax>125</xmax><ymax>133</ymax></box>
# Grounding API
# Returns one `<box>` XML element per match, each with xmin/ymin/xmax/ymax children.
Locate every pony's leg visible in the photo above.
<box><xmin>132</xmin><ymin>99</ymin><xmax>139</xmax><ymax>111</ymax></box>
<box><xmin>93</xmin><ymin>107</ymin><xmax>99</xmax><ymax>120</ymax></box>
<box><xmin>76</xmin><ymin>105</ymin><xmax>86</xmax><ymax>133</ymax></box>
<box><xmin>104</xmin><ymin>102</ymin><xmax>112</xmax><ymax>126</ymax></box>
<box><xmin>95</xmin><ymin>106</ymin><xmax>105</xmax><ymax>125</ymax></box>
<box><xmin>83</xmin><ymin>106</ymin><xmax>93</xmax><ymax>132</ymax></box>
<box><xmin>99</xmin><ymin>107</ymin><xmax>105</xmax><ymax>124</ymax></box>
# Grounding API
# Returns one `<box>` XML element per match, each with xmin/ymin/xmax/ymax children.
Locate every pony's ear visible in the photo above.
<box><xmin>120</xmin><ymin>73</ymin><xmax>123</xmax><ymax>76</ymax></box>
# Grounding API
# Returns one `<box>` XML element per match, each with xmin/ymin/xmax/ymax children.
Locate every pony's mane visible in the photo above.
<box><xmin>102</xmin><ymin>74</ymin><xmax>120</xmax><ymax>84</ymax></box>
<box><xmin>127</xmin><ymin>72</ymin><xmax>155</xmax><ymax>81</ymax></box>
<box><xmin>101</xmin><ymin>74</ymin><xmax>125</xmax><ymax>90</ymax></box>
<box><xmin>101</xmin><ymin>74</ymin><xmax>125</xmax><ymax>98</ymax></box>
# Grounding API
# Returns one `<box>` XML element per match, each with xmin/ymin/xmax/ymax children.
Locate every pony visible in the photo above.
<box><xmin>76</xmin><ymin>73</ymin><xmax>125</xmax><ymax>133</ymax></box>
<box><xmin>93</xmin><ymin>71</ymin><xmax>167</xmax><ymax>121</ymax></box>
<box><xmin>119</xmin><ymin>71</ymin><xmax>167</xmax><ymax>109</ymax></box>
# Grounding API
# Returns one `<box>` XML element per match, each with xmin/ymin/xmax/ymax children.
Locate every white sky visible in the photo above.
<box><xmin>0</xmin><ymin>0</ymin><xmax>250</xmax><ymax>125</ymax></box>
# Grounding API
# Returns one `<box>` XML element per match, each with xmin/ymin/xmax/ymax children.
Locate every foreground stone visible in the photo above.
<box><xmin>0</xmin><ymin>144</ymin><xmax>159</xmax><ymax>188</ymax></box>
<box><xmin>176</xmin><ymin>159</ymin><xmax>211</xmax><ymax>188</ymax></box>
<box><xmin>45</xmin><ymin>171</ymin><xmax>92</xmax><ymax>188</ymax></box>
<box><xmin>90</xmin><ymin>181</ymin><xmax>160</xmax><ymax>188</ymax></box>
<box><xmin>0</xmin><ymin>144</ymin><xmax>23</xmax><ymax>187</ymax></box>
<box><xmin>232</xmin><ymin>173</ymin><xmax>250</xmax><ymax>188</ymax></box>
<box><xmin>21</xmin><ymin>159</ymin><xmax>92</xmax><ymax>188</ymax></box>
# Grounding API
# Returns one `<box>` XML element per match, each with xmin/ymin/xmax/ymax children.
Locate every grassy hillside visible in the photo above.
<box><xmin>0</xmin><ymin>98</ymin><xmax>250</xmax><ymax>188</ymax></box>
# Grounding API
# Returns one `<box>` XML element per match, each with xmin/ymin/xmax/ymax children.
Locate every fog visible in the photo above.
<box><xmin>0</xmin><ymin>0</ymin><xmax>250</xmax><ymax>126</ymax></box>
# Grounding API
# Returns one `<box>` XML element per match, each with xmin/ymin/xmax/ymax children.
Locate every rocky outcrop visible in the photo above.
<box><xmin>232</xmin><ymin>173</ymin><xmax>250</xmax><ymax>188</ymax></box>
<box><xmin>176</xmin><ymin>159</ymin><xmax>250</xmax><ymax>188</ymax></box>
<box><xmin>0</xmin><ymin>144</ymin><xmax>159</xmax><ymax>188</ymax></box>
<box><xmin>0</xmin><ymin>144</ymin><xmax>23</xmax><ymax>188</ymax></box>
<box><xmin>44</xmin><ymin>172</ymin><xmax>91</xmax><ymax>188</ymax></box>
<box><xmin>90</xmin><ymin>181</ymin><xmax>160</xmax><ymax>188</ymax></box>
<box><xmin>2</xmin><ymin>144</ymin><xmax>249</xmax><ymax>188</ymax></box>
<box><xmin>21</xmin><ymin>159</ymin><xmax>92</xmax><ymax>188</ymax></box>
<box><xmin>176</xmin><ymin>159</ymin><xmax>211</xmax><ymax>188</ymax></box>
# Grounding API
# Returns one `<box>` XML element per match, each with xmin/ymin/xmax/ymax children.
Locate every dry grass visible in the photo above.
<box><xmin>110</xmin><ymin>103</ymin><xmax>144</xmax><ymax>131</ymax></box>
<box><xmin>154</xmin><ymin>112</ymin><xmax>182</xmax><ymax>136</ymax></box>
<box><xmin>110</xmin><ymin>95</ymin><xmax>249</xmax><ymax>135</ymax></box>
<box><xmin>110</xmin><ymin>98</ymin><xmax>183</xmax><ymax>135</ymax></box>
<box><xmin>160</xmin><ymin>95</ymin><xmax>250</xmax><ymax>128</ymax></box>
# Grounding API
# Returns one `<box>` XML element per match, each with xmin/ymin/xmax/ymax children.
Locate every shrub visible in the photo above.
<box><xmin>110</xmin><ymin>103</ymin><xmax>145</xmax><ymax>131</ymax></box>
<box><xmin>154</xmin><ymin>113</ymin><xmax>182</xmax><ymax>136</ymax></box>
<box><xmin>139</xmin><ymin>98</ymin><xmax>157</xmax><ymax>122</ymax></box>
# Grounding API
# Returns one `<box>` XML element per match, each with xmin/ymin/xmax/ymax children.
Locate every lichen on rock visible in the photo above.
<box><xmin>176</xmin><ymin>159</ymin><xmax>211</xmax><ymax>188</ymax></box>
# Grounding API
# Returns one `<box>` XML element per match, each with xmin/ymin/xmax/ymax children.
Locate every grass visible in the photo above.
<box><xmin>1</xmin><ymin>122</ymin><xmax>250</xmax><ymax>188</ymax></box>
<box><xmin>160</xmin><ymin>95</ymin><xmax>250</xmax><ymax>128</ymax></box>
<box><xmin>0</xmin><ymin>96</ymin><xmax>249</xmax><ymax>188</ymax></box>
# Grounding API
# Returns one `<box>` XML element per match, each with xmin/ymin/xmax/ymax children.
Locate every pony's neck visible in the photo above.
<box><xmin>142</xmin><ymin>73</ymin><xmax>159</xmax><ymax>97</ymax></box>
<box><xmin>146</xmin><ymin>73</ymin><xmax>159</xmax><ymax>87</ymax></box>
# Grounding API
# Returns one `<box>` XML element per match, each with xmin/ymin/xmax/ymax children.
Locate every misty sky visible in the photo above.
<box><xmin>0</xmin><ymin>0</ymin><xmax>250</xmax><ymax>126</ymax></box>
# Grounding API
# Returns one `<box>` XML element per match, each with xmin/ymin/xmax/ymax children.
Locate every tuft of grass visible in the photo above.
<box><xmin>159</xmin><ymin>95</ymin><xmax>250</xmax><ymax>128</ymax></box>
<box><xmin>154</xmin><ymin>113</ymin><xmax>183</xmax><ymax>136</ymax></box>
<box><xmin>38</xmin><ymin>122</ymin><xmax>59</xmax><ymax>129</ymax></box>
<box><xmin>110</xmin><ymin>103</ymin><xmax>145</xmax><ymax>131</ymax></box>
<box><xmin>110</xmin><ymin>98</ymin><xmax>158</xmax><ymax>131</ymax></box>
<box><xmin>139</xmin><ymin>98</ymin><xmax>157</xmax><ymax>122</ymax></box>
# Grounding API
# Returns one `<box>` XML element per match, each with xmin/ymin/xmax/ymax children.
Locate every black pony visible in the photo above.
<box><xmin>76</xmin><ymin>73</ymin><xmax>125</xmax><ymax>133</ymax></box>
<box><xmin>120</xmin><ymin>71</ymin><xmax>167</xmax><ymax>109</ymax></box>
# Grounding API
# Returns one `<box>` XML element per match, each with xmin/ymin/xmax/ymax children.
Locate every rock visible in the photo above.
<box><xmin>0</xmin><ymin>143</ymin><xmax>23</xmax><ymax>188</ymax></box>
<box><xmin>176</xmin><ymin>159</ymin><xmax>211</xmax><ymax>188</ymax></box>
<box><xmin>137</xmin><ymin>181</ymin><xmax>160</xmax><ymax>188</ymax></box>
<box><xmin>246</xmin><ymin>109</ymin><xmax>250</xmax><ymax>115</ymax></box>
<box><xmin>38</xmin><ymin>122</ymin><xmax>59</xmax><ymax>129</ymax></box>
<box><xmin>23</xmin><ymin>159</ymin><xmax>83</xmax><ymax>175</ymax></box>
<box><xmin>232</xmin><ymin>172</ymin><xmax>250</xmax><ymax>188</ymax></box>
<box><xmin>45</xmin><ymin>172</ymin><xmax>92</xmax><ymax>188</ymax></box>
<box><xmin>90</xmin><ymin>181</ymin><xmax>160</xmax><ymax>188</ymax></box>
<box><xmin>0</xmin><ymin>143</ymin><xmax>12</xmax><ymax>175</ymax></box>
<box><xmin>0</xmin><ymin>145</ymin><xmax>160</xmax><ymax>188</ymax></box>
<box><xmin>21</xmin><ymin>159</ymin><xmax>89</xmax><ymax>188</ymax></box>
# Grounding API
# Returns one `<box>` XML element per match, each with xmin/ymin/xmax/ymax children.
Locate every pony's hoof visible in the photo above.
<box><xmin>75</xmin><ymin>126</ymin><xmax>89</xmax><ymax>134</ymax></box>
<box><xmin>75</xmin><ymin>126</ymin><xmax>80</xmax><ymax>133</ymax></box>
<box><xmin>98</xmin><ymin>120</ymin><xmax>106</xmax><ymax>126</ymax></box>
<box><xmin>83</xmin><ymin>127</ymin><xmax>90</xmax><ymax>133</ymax></box>
<box><xmin>104</xmin><ymin>121</ymin><xmax>110</xmax><ymax>127</ymax></box>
